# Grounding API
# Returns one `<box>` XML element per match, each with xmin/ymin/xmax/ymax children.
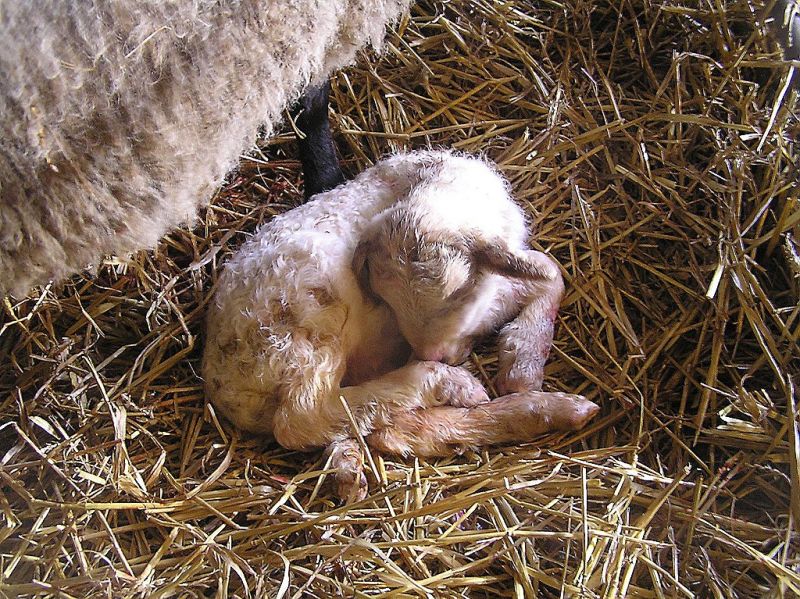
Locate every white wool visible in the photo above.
<box><xmin>204</xmin><ymin>150</ymin><xmax>599</xmax><ymax>470</ymax></box>
<box><xmin>203</xmin><ymin>151</ymin><xmax>438</xmax><ymax>434</ymax></box>
<box><xmin>203</xmin><ymin>151</ymin><xmax>525</xmax><ymax>444</ymax></box>
<box><xmin>0</xmin><ymin>0</ymin><xmax>411</xmax><ymax>297</ymax></box>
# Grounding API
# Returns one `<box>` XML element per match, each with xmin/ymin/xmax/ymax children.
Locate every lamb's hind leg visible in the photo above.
<box><xmin>273</xmin><ymin>361</ymin><xmax>488</xmax><ymax>500</ymax></box>
<box><xmin>367</xmin><ymin>391</ymin><xmax>599</xmax><ymax>458</ymax></box>
<box><xmin>273</xmin><ymin>361</ymin><xmax>489</xmax><ymax>449</ymax></box>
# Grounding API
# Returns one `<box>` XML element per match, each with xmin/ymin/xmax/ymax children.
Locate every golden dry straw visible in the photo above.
<box><xmin>1</xmin><ymin>0</ymin><xmax>798</xmax><ymax>597</ymax></box>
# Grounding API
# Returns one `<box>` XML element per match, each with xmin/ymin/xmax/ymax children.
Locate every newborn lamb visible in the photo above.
<box><xmin>202</xmin><ymin>150</ymin><xmax>599</xmax><ymax>500</ymax></box>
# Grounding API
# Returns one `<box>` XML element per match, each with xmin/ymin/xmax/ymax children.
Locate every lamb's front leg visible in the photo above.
<box><xmin>496</xmin><ymin>251</ymin><xmax>566</xmax><ymax>394</ymax></box>
<box><xmin>324</xmin><ymin>362</ymin><xmax>489</xmax><ymax>503</ymax></box>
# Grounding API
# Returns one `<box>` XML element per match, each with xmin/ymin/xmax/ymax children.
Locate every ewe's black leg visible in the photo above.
<box><xmin>769</xmin><ymin>0</ymin><xmax>800</xmax><ymax>88</ymax></box>
<box><xmin>292</xmin><ymin>80</ymin><xmax>345</xmax><ymax>199</ymax></box>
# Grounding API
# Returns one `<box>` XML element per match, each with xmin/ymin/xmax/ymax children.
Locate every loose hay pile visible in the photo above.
<box><xmin>1</xmin><ymin>0</ymin><xmax>798</xmax><ymax>596</ymax></box>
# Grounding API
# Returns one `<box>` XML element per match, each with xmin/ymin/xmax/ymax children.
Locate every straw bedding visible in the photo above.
<box><xmin>1</xmin><ymin>0</ymin><xmax>798</xmax><ymax>596</ymax></box>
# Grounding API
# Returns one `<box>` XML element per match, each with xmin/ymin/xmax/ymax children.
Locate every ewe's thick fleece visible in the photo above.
<box><xmin>0</xmin><ymin>0</ymin><xmax>410</xmax><ymax>297</ymax></box>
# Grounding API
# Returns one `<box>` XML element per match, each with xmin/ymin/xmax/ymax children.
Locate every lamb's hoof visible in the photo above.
<box><xmin>437</xmin><ymin>366</ymin><xmax>489</xmax><ymax>407</ymax></box>
<box><xmin>334</xmin><ymin>467</ymin><xmax>368</xmax><ymax>504</ymax></box>
<box><xmin>553</xmin><ymin>394</ymin><xmax>600</xmax><ymax>431</ymax></box>
<box><xmin>326</xmin><ymin>440</ymin><xmax>368</xmax><ymax>503</ymax></box>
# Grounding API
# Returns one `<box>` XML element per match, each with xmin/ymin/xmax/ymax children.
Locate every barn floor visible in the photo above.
<box><xmin>1</xmin><ymin>0</ymin><xmax>799</xmax><ymax>597</ymax></box>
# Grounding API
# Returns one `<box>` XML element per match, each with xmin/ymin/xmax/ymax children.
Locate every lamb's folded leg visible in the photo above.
<box><xmin>495</xmin><ymin>251</ymin><xmax>566</xmax><ymax>394</ymax></box>
<box><xmin>274</xmin><ymin>361</ymin><xmax>489</xmax><ymax>501</ymax></box>
<box><xmin>272</xmin><ymin>362</ymin><xmax>488</xmax><ymax>450</ymax></box>
<box><xmin>292</xmin><ymin>80</ymin><xmax>345</xmax><ymax>198</ymax></box>
<box><xmin>367</xmin><ymin>391</ymin><xmax>599</xmax><ymax>458</ymax></box>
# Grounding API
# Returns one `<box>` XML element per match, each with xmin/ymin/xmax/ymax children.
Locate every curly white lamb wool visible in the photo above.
<box><xmin>203</xmin><ymin>151</ymin><xmax>443</xmax><ymax>436</ymax></box>
<box><xmin>202</xmin><ymin>149</ymin><xmax>599</xmax><ymax>501</ymax></box>
<box><xmin>0</xmin><ymin>0</ymin><xmax>410</xmax><ymax>297</ymax></box>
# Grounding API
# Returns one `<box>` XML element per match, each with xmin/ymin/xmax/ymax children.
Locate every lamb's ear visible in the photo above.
<box><xmin>351</xmin><ymin>238</ymin><xmax>383</xmax><ymax>303</ymax></box>
<box><xmin>472</xmin><ymin>241</ymin><xmax>557</xmax><ymax>280</ymax></box>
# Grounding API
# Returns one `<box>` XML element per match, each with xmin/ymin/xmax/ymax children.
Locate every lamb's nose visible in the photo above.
<box><xmin>415</xmin><ymin>351</ymin><xmax>445</xmax><ymax>362</ymax></box>
<box><xmin>414</xmin><ymin>346</ymin><xmax>446</xmax><ymax>362</ymax></box>
<box><xmin>416</xmin><ymin>343</ymin><xmax>470</xmax><ymax>365</ymax></box>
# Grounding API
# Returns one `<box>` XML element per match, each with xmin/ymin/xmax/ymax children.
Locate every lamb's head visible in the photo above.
<box><xmin>352</xmin><ymin>205</ymin><xmax>558</xmax><ymax>365</ymax></box>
